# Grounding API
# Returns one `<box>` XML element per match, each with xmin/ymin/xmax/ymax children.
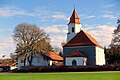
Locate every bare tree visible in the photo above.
<box><xmin>13</xmin><ymin>23</ymin><xmax>52</xmax><ymax>66</ymax></box>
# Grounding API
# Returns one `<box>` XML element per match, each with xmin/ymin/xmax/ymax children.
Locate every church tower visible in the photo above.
<box><xmin>67</xmin><ymin>8</ymin><xmax>82</xmax><ymax>42</ymax></box>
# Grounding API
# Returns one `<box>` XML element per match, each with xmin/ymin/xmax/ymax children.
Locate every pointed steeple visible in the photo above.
<box><xmin>67</xmin><ymin>8</ymin><xmax>82</xmax><ymax>42</ymax></box>
<box><xmin>68</xmin><ymin>8</ymin><xmax>80</xmax><ymax>24</ymax></box>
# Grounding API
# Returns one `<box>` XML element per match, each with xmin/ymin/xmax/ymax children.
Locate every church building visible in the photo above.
<box><xmin>63</xmin><ymin>8</ymin><xmax>105</xmax><ymax>66</ymax></box>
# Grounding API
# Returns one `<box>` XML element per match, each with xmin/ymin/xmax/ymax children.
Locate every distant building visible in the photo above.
<box><xmin>0</xmin><ymin>59</ymin><xmax>17</xmax><ymax>71</ymax></box>
<box><xmin>18</xmin><ymin>51</ymin><xmax>63</xmax><ymax>69</ymax></box>
<box><xmin>63</xmin><ymin>8</ymin><xmax>105</xmax><ymax>66</ymax></box>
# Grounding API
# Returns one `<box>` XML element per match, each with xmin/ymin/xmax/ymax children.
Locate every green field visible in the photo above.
<box><xmin>0</xmin><ymin>72</ymin><xmax>120</xmax><ymax>80</ymax></box>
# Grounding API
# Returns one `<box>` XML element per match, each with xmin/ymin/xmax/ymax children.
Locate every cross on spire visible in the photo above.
<box><xmin>74</xmin><ymin>4</ymin><xmax>75</xmax><ymax>9</ymax></box>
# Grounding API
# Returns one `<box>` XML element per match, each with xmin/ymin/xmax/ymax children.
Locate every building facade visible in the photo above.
<box><xmin>63</xmin><ymin>9</ymin><xmax>105</xmax><ymax>66</ymax></box>
<box><xmin>18</xmin><ymin>51</ymin><xmax>63</xmax><ymax>69</ymax></box>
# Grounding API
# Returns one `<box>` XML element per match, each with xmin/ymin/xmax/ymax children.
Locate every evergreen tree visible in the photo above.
<box><xmin>110</xmin><ymin>19</ymin><xmax>120</xmax><ymax>48</ymax></box>
<box><xmin>105</xmin><ymin>19</ymin><xmax>120</xmax><ymax>64</ymax></box>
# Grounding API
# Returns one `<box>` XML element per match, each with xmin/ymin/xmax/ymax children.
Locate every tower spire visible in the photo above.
<box><xmin>68</xmin><ymin>8</ymin><xmax>80</xmax><ymax>24</ymax></box>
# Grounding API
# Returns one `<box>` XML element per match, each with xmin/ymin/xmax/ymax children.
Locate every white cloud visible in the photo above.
<box><xmin>40</xmin><ymin>19</ymin><xmax>49</xmax><ymax>22</ymax></box>
<box><xmin>32</xmin><ymin>8</ymin><xmax>51</xmax><ymax>20</ymax></box>
<box><xmin>80</xmin><ymin>14</ymin><xmax>95</xmax><ymax>19</ymax></box>
<box><xmin>46</xmin><ymin>27</ymin><xmax>67</xmax><ymax>33</ymax></box>
<box><xmin>84</xmin><ymin>15</ymin><xmax>95</xmax><ymax>19</ymax></box>
<box><xmin>33</xmin><ymin>8</ymin><xmax>69</xmax><ymax>21</ymax></box>
<box><xmin>52</xmin><ymin>12</ymin><xmax>69</xmax><ymax>20</ymax></box>
<box><xmin>84</xmin><ymin>25</ymin><xmax>116</xmax><ymax>47</ymax></box>
<box><xmin>42</xmin><ymin>24</ymin><xmax>67</xmax><ymax>33</ymax></box>
<box><xmin>102</xmin><ymin>11</ymin><xmax>119</xmax><ymax>20</ymax></box>
<box><xmin>50</xmin><ymin>35</ymin><xmax>66</xmax><ymax>48</ymax></box>
<box><xmin>46</xmin><ymin>27</ymin><xmax>61</xmax><ymax>33</ymax></box>
<box><xmin>0</xmin><ymin>6</ymin><xmax>32</xmax><ymax>17</ymax></box>
<box><xmin>0</xmin><ymin>36</ymin><xmax>15</xmax><ymax>59</ymax></box>
<box><xmin>102</xmin><ymin>14</ymin><xmax>116</xmax><ymax>19</ymax></box>
<box><xmin>103</xmin><ymin>4</ymin><xmax>115</xmax><ymax>8</ymax></box>
<box><xmin>40</xmin><ymin>24</ymin><xmax>67</xmax><ymax>48</ymax></box>
<box><xmin>0</xmin><ymin>6</ymin><xmax>69</xmax><ymax>22</ymax></box>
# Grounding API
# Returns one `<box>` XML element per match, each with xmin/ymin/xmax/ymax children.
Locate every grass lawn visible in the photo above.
<box><xmin>0</xmin><ymin>72</ymin><xmax>120</xmax><ymax>80</ymax></box>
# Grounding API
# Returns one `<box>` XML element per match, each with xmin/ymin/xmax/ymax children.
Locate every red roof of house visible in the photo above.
<box><xmin>63</xmin><ymin>30</ymin><xmax>103</xmax><ymax>48</ymax></box>
<box><xmin>47</xmin><ymin>52</ymin><xmax>63</xmax><ymax>61</ymax></box>
<box><xmin>67</xmin><ymin>50</ymin><xmax>86</xmax><ymax>57</ymax></box>
<box><xmin>0</xmin><ymin>62</ymin><xmax>14</xmax><ymax>66</ymax></box>
<box><xmin>37</xmin><ymin>51</ymin><xmax>63</xmax><ymax>61</ymax></box>
<box><xmin>68</xmin><ymin>9</ymin><xmax>80</xmax><ymax>24</ymax></box>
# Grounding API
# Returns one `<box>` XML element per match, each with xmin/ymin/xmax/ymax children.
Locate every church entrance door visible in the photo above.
<box><xmin>72</xmin><ymin>59</ymin><xmax>77</xmax><ymax>66</ymax></box>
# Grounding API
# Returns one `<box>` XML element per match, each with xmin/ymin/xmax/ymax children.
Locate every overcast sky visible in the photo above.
<box><xmin>0</xmin><ymin>0</ymin><xmax>120</xmax><ymax>58</ymax></box>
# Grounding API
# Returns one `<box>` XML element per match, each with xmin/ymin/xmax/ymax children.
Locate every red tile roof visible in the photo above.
<box><xmin>0</xmin><ymin>62</ymin><xmax>13</xmax><ymax>66</ymax></box>
<box><xmin>0</xmin><ymin>59</ymin><xmax>17</xmax><ymax>67</ymax></box>
<box><xmin>68</xmin><ymin>9</ymin><xmax>80</xmax><ymax>24</ymax></box>
<box><xmin>63</xmin><ymin>30</ymin><xmax>103</xmax><ymax>48</ymax></box>
<box><xmin>67</xmin><ymin>50</ymin><xmax>86</xmax><ymax>57</ymax></box>
<box><xmin>47</xmin><ymin>52</ymin><xmax>63</xmax><ymax>61</ymax></box>
<box><xmin>37</xmin><ymin>50</ymin><xmax>63</xmax><ymax>61</ymax></box>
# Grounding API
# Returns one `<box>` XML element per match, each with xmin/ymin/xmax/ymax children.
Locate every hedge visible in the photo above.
<box><xmin>15</xmin><ymin>64</ymin><xmax>120</xmax><ymax>72</ymax></box>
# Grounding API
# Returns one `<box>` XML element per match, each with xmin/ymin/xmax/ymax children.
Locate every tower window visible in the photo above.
<box><xmin>72</xmin><ymin>27</ymin><xmax>74</xmax><ymax>32</ymax></box>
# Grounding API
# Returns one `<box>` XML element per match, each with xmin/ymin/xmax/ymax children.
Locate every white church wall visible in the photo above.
<box><xmin>65</xmin><ymin>57</ymin><xmax>86</xmax><ymax>66</ymax></box>
<box><xmin>95</xmin><ymin>47</ymin><xmax>105</xmax><ymax>65</ymax></box>
<box><xmin>68</xmin><ymin>24</ymin><xmax>82</xmax><ymax>33</ymax></box>
<box><xmin>74</xmin><ymin>24</ymin><xmax>82</xmax><ymax>33</ymax></box>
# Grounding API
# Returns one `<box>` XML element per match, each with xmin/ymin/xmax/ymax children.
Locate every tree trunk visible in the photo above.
<box><xmin>23</xmin><ymin>54</ymin><xmax>27</xmax><ymax>66</ymax></box>
<box><xmin>28</xmin><ymin>53</ymin><xmax>33</xmax><ymax>66</ymax></box>
<box><xmin>23</xmin><ymin>57</ymin><xmax>26</xmax><ymax>66</ymax></box>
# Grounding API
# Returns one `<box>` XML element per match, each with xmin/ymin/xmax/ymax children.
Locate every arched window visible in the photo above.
<box><xmin>72</xmin><ymin>27</ymin><xmax>74</xmax><ymax>32</ymax></box>
<box><xmin>72</xmin><ymin>59</ymin><xmax>77</xmax><ymax>66</ymax></box>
